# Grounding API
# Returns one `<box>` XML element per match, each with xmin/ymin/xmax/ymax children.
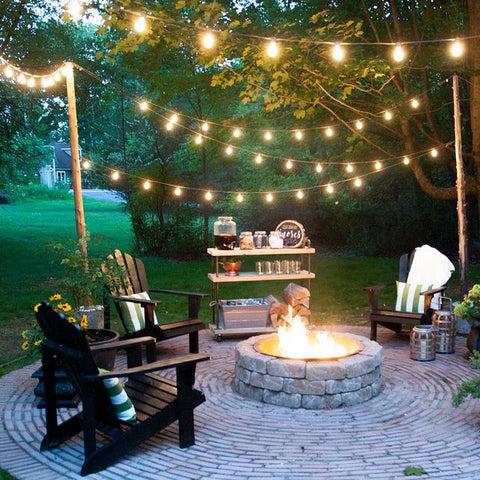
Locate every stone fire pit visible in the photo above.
<box><xmin>234</xmin><ymin>332</ymin><xmax>383</xmax><ymax>409</ymax></box>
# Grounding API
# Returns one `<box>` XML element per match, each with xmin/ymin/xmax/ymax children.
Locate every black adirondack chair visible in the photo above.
<box><xmin>104</xmin><ymin>250</ymin><xmax>207</xmax><ymax>353</ymax></box>
<box><xmin>365</xmin><ymin>251</ymin><xmax>447</xmax><ymax>341</ymax></box>
<box><xmin>36</xmin><ymin>303</ymin><xmax>210</xmax><ymax>476</ymax></box>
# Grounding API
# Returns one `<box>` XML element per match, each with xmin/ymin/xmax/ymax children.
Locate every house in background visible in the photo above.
<box><xmin>39</xmin><ymin>141</ymin><xmax>82</xmax><ymax>188</ymax></box>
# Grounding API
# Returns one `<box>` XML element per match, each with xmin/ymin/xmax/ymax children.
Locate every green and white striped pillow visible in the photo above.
<box><xmin>99</xmin><ymin>368</ymin><xmax>136</xmax><ymax>423</ymax></box>
<box><xmin>395</xmin><ymin>281</ymin><xmax>433</xmax><ymax>313</ymax></box>
<box><xmin>118</xmin><ymin>291</ymin><xmax>158</xmax><ymax>333</ymax></box>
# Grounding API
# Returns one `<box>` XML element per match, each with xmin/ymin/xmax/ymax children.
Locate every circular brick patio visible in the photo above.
<box><xmin>1</xmin><ymin>325</ymin><xmax>479</xmax><ymax>479</ymax></box>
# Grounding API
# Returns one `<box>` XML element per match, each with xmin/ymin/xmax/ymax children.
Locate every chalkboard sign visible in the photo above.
<box><xmin>275</xmin><ymin>220</ymin><xmax>305</xmax><ymax>248</ymax></box>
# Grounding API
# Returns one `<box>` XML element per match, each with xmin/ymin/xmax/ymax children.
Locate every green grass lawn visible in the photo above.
<box><xmin>0</xmin><ymin>197</ymin><xmax>476</xmax><ymax>378</ymax></box>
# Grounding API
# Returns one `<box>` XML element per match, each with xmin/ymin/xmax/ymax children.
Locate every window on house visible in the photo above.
<box><xmin>57</xmin><ymin>171</ymin><xmax>66</xmax><ymax>183</ymax></box>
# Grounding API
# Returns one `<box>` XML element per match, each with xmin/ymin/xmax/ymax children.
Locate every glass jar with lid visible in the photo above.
<box><xmin>214</xmin><ymin>216</ymin><xmax>237</xmax><ymax>250</ymax></box>
<box><xmin>240</xmin><ymin>231</ymin><xmax>254</xmax><ymax>250</ymax></box>
<box><xmin>268</xmin><ymin>231</ymin><xmax>284</xmax><ymax>249</ymax></box>
<box><xmin>253</xmin><ymin>231</ymin><xmax>268</xmax><ymax>249</ymax></box>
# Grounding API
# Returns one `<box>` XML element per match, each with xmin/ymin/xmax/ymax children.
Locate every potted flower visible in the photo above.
<box><xmin>454</xmin><ymin>284</ymin><xmax>480</xmax><ymax>353</ymax></box>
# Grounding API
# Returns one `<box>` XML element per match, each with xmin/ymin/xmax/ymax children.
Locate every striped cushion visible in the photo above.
<box><xmin>118</xmin><ymin>291</ymin><xmax>158</xmax><ymax>333</ymax></box>
<box><xmin>395</xmin><ymin>281</ymin><xmax>433</xmax><ymax>313</ymax></box>
<box><xmin>99</xmin><ymin>368</ymin><xmax>136</xmax><ymax>423</ymax></box>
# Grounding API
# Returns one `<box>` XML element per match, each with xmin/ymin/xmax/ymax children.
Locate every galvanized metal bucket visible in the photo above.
<box><xmin>432</xmin><ymin>297</ymin><xmax>456</xmax><ymax>354</ymax></box>
<box><xmin>410</xmin><ymin>325</ymin><xmax>436</xmax><ymax>361</ymax></box>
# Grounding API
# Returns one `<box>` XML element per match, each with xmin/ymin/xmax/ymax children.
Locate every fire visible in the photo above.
<box><xmin>277</xmin><ymin>305</ymin><xmax>348</xmax><ymax>359</ymax></box>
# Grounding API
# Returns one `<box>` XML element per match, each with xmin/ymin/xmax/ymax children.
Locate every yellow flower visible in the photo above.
<box><xmin>80</xmin><ymin>315</ymin><xmax>88</xmax><ymax>329</ymax></box>
<box><xmin>21</xmin><ymin>340</ymin><xmax>30</xmax><ymax>351</ymax></box>
<box><xmin>33</xmin><ymin>303</ymin><xmax>42</xmax><ymax>313</ymax></box>
<box><xmin>34</xmin><ymin>339</ymin><xmax>42</xmax><ymax>347</ymax></box>
<box><xmin>48</xmin><ymin>293</ymin><xmax>61</xmax><ymax>301</ymax></box>
<box><xmin>67</xmin><ymin>316</ymin><xmax>77</xmax><ymax>323</ymax></box>
<box><xmin>57</xmin><ymin>303</ymin><xmax>72</xmax><ymax>312</ymax></box>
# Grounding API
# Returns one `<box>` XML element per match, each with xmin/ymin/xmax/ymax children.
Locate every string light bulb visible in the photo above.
<box><xmin>403</xmin><ymin>156</ymin><xmax>410</xmax><ymax>165</ymax></box>
<box><xmin>236</xmin><ymin>193</ymin><xmax>244</xmax><ymax>203</ymax></box>
<box><xmin>286</xmin><ymin>160</ymin><xmax>293</xmax><ymax>170</ymax></box>
<box><xmin>225</xmin><ymin>145</ymin><xmax>233</xmax><ymax>155</ymax></box>
<box><xmin>266</xmin><ymin>192</ymin><xmax>273</xmax><ymax>202</ymax></box>
<box><xmin>54</xmin><ymin>72</ymin><xmax>61</xmax><ymax>82</ymax></box>
<box><xmin>294</xmin><ymin>130</ymin><xmax>303</xmax><ymax>140</ymax></box>
<box><xmin>267</xmin><ymin>39</ymin><xmax>279</xmax><ymax>58</ymax></box>
<box><xmin>255</xmin><ymin>154</ymin><xmax>263</xmax><ymax>165</ymax></box>
<box><xmin>17</xmin><ymin>73</ymin><xmax>26</xmax><ymax>85</ymax></box>
<box><xmin>166</xmin><ymin>122</ymin><xmax>174</xmax><ymax>131</ymax></box>
<box><xmin>194</xmin><ymin>134</ymin><xmax>203</xmax><ymax>145</ymax></box>
<box><xmin>296</xmin><ymin>190</ymin><xmax>304</xmax><ymax>200</ymax></box>
<box><xmin>384</xmin><ymin>110</ymin><xmax>393</xmax><ymax>121</ymax></box>
<box><xmin>170</xmin><ymin>113</ymin><xmax>179</xmax><ymax>124</ymax></box>
<box><xmin>134</xmin><ymin>15</ymin><xmax>146</xmax><ymax>33</ymax></box>
<box><xmin>410</xmin><ymin>98</ymin><xmax>420</xmax><ymax>109</ymax></box>
<box><xmin>450</xmin><ymin>38</ymin><xmax>464</xmax><ymax>58</ymax></box>
<box><xmin>111</xmin><ymin>171</ymin><xmax>120</xmax><ymax>181</ymax></box>
<box><xmin>325</xmin><ymin>127</ymin><xmax>334</xmax><ymax>137</ymax></box>
<box><xmin>346</xmin><ymin>163</ymin><xmax>354</xmax><ymax>173</ymax></box>
<box><xmin>202</xmin><ymin>30</ymin><xmax>215</xmax><ymax>49</ymax></box>
<box><xmin>82</xmin><ymin>160</ymin><xmax>90</xmax><ymax>170</ymax></box>
<box><xmin>233</xmin><ymin>128</ymin><xmax>241</xmax><ymax>138</ymax></box>
<box><xmin>332</xmin><ymin>43</ymin><xmax>345</xmax><ymax>62</ymax></box>
<box><xmin>355</xmin><ymin>120</ymin><xmax>364</xmax><ymax>130</ymax></box>
<box><xmin>326</xmin><ymin>184</ymin><xmax>334</xmax><ymax>194</ymax></box>
<box><xmin>430</xmin><ymin>148</ymin><xmax>439</xmax><ymax>158</ymax></box>
<box><xmin>67</xmin><ymin>0</ymin><xmax>83</xmax><ymax>18</ymax></box>
<box><xmin>4</xmin><ymin>66</ymin><xmax>13</xmax><ymax>78</ymax></box>
<box><xmin>27</xmin><ymin>77</ymin><xmax>35</xmax><ymax>88</ymax></box>
<box><xmin>139</xmin><ymin>101</ymin><xmax>148</xmax><ymax>111</ymax></box>
<box><xmin>174</xmin><ymin>186</ymin><xmax>182</xmax><ymax>196</ymax></box>
<box><xmin>201</xmin><ymin>121</ymin><xmax>209</xmax><ymax>132</ymax></box>
<box><xmin>143</xmin><ymin>180</ymin><xmax>151</xmax><ymax>190</ymax></box>
<box><xmin>354</xmin><ymin>177</ymin><xmax>362</xmax><ymax>187</ymax></box>
<box><xmin>392</xmin><ymin>43</ymin><xmax>406</xmax><ymax>62</ymax></box>
<box><xmin>315</xmin><ymin>163</ymin><xmax>323</xmax><ymax>173</ymax></box>
<box><xmin>205</xmin><ymin>191</ymin><xmax>213</xmax><ymax>201</ymax></box>
<box><xmin>264</xmin><ymin>131</ymin><xmax>272</xmax><ymax>141</ymax></box>
<box><xmin>375</xmin><ymin>160</ymin><xmax>382</xmax><ymax>170</ymax></box>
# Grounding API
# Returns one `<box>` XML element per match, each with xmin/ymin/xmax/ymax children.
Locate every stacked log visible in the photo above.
<box><xmin>269</xmin><ymin>283</ymin><xmax>311</xmax><ymax>328</ymax></box>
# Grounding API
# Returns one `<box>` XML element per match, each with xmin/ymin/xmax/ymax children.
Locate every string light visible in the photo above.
<box><xmin>294</xmin><ymin>130</ymin><xmax>303</xmax><ymax>140</ymax></box>
<box><xmin>134</xmin><ymin>15</ymin><xmax>146</xmax><ymax>33</ymax></box>
<box><xmin>225</xmin><ymin>145</ymin><xmax>233</xmax><ymax>155</ymax></box>
<box><xmin>233</xmin><ymin>128</ymin><xmax>242</xmax><ymax>138</ymax></box>
<box><xmin>236</xmin><ymin>193</ymin><xmax>244</xmax><ymax>203</ymax></box>
<box><xmin>430</xmin><ymin>148</ymin><xmax>439</xmax><ymax>158</ymax></box>
<box><xmin>392</xmin><ymin>43</ymin><xmax>406</xmax><ymax>62</ymax></box>
<box><xmin>315</xmin><ymin>163</ymin><xmax>323</xmax><ymax>173</ymax></box>
<box><xmin>54</xmin><ymin>72</ymin><xmax>61</xmax><ymax>82</ymax></box>
<box><xmin>255</xmin><ymin>154</ymin><xmax>263</xmax><ymax>164</ymax></box>
<box><xmin>326</xmin><ymin>184</ymin><xmax>334</xmax><ymax>194</ymax></box>
<box><xmin>27</xmin><ymin>77</ymin><xmax>35</xmax><ymax>88</ymax></box>
<box><xmin>410</xmin><ymin>98</ymin><xmax>420</xmax><ymax>109</ymax></box>
<box><xmin>346</xmin><ymin>163</ymin><xmax>354</xmax><ymax>173</ymax></box>
<box><xmin>201</xmin><ymin>121</ymin><xmax>209</xmax><ymax>132</ymax></box>
<box><xmin>67</xmin><ymin>0</ymin><xmax>83</xmax><ymax>18</ymax></box>
<box><xmin>170</xmin><ymin>113</ymin><xmax>179</xmax><ymax>123</ymax></box>
<box><xmin>4</xmin><ymin>66</ymin><xmax>13</xmax><ymax>78</ymax></box>
<box><xmin>111</xmin><ymin>171</ymin><xmax>120</xmax><ymax>181</ymax></box>
<box><xmin>194</xmin><ymin>134</ymin><xmax>203</xmax><ymax>144</ymax></box>
<box><xmin>325</xmin><ymin>127</ymin><xmax>334</xmax><ymax>137</ymax></box>
<box><xmin>354</xmin><ymin>177</ymin><xmax>362</xmax><ymax>187</ymax></box>
<box><xmin>355</xmin><ymin>120</ymin><xmax>364</xmax><ymax>130</ymax></box>
<box><xmin>267</xmin><ymin>39</ymin><xmax>279</xmax><ymax>58</ymax></box>
<box><xmin>450</xmin><ymin>38</ymin><xmax>464</xmax><ymax>58</ymax></box>
<box><xmin>384</xmin><ymin>110</ymin><xmax>393</xmax><ymax>121</ymax></box>
<box><xmin>17</xmin><ymin>73</ymin><xmax>26</xmax><ymax>85</ymax></box>
<box><xmin>296</xmin><ymin>190</ymin><xmax>304</xmax><ymax>200</ymax></box>
<box><xmin>202</xmin><ymin>31</ymin><xmax>215</xmax><ymax>49</ymax></box>
<box><xmin>285</xmin><ymin>160</ymin><xmax>293</xmax><ymax>170</ymax></box>
<box><xmin>139</xmin><ymin>101</ymin><xmax>148</xmax><ymax>111</ymax></box>
<box><xmin>166</xmin><ymin>122</ymin><xmax>174</xmax><ymax>131</ymax></box>
<box><xmin>264</xmin><ymin>131</ymin><xmax>273</xmax><ymax>141</ymax></box>
<box><xmin>375</xmin><ymin>160</ymin><xmax>382</xmax><ymax>170</ymax></box>
<box><xmin>266</xmin><ymin>192</ymin><xmax>274</xmax><ymax>202</ymax></box>
<box><xmin>82</xmin><ymin>160</ymin><xmax>90</xmax><ymax>169</ymax></box>
<box><xmin>332</xmin><ymin>43</ymin><xmax>345</xmax><ymax>62</ymax></box>
<box><xmin>143</xmin><ymin>180</ymin><xmax>151</xmax><ymax>190</ymax></box>
<box><xmin>205</xmin><ymin>191</ymin><xmax>213</xmax><ymax>201</ymax></box>
<box><xmin>174</xmin><ymin>186</ymin><xmax>182</xmax><ymax>196</ymax></box>
<box><xmin>403</xmin><ymin>156</ymin><xmax>410</xmax><ymax>165</ymax></box>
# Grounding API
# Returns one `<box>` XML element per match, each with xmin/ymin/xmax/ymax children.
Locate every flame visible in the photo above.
<box><xmin>277</xmin><ymin>305</ymin><xmax>348</xmax><ymax>359</ymax></box>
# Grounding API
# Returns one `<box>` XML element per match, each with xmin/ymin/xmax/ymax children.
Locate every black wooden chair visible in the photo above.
<box><xmin>103</xmin><ymin>250</ymin><xmax>207</xmax><ymax>353</ymax></box>
<box><xmin>36</xmin><ymin>303</ymin><xmax>209</xmax><ymax>476</ymax></box>
<box><xmin>364</xmin><ymin>251</ymin><xmax>447</xmax><ymax>341</ymax></box>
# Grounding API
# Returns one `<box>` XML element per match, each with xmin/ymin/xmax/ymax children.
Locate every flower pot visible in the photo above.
<box><xmin>77</xmin><ymin>305</ymin><xmax>105</xmax><ymax>329</ymax></box>
<box><xmin>467</xmin><ymin>319</ymin><xmax>480</xmax><ymax>354</ymax></box>
<box><xmin>87</xmin><ymin>328</ymin><xmax>120</xmax><ymax>370</ymax></box>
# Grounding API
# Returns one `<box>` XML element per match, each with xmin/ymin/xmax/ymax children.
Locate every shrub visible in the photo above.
<box><xmin>8</xmin><ymin>184</ymin><xmax>71</xmax><ymax>201</ymax></box>
<box><xmin>0</xmin><ymin>191</ymin><xmax>11</xmax><ymax>204</ymax></box>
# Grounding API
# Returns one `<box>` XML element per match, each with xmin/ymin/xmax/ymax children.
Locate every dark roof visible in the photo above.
<box><xmin>45</xmin><ymin>141</ymin><xmax>82</xmax><ymax>170</ymax></box>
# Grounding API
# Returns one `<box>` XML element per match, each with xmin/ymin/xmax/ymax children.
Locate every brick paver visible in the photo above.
<box><xmin>1</xmin><ymin>326</ymin><xmax>479</xmax><ymax>479</ymax></box>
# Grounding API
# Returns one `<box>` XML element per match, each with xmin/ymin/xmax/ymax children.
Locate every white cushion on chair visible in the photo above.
<box><xmin>118</xmin><ymin>291</ymin><xmax>158</xmax><ymax>333</ymax></box>
<box><xmin>395</xmin><ymin>281</ymin><xmax>433</xmax><ymax>313</ymax></box>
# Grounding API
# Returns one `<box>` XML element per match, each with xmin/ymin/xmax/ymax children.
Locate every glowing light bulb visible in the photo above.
<box><xmin>346</xmin><ymin>163</ymin><xmax>354</xmax><ymax>173</ymax></box>
<box><xmin>266</xmin><ymin>193</ymin><xmax>273</xmax><ymax>202</ymax></box>
<box><xmin>139</xmin><ymin>101</ymin><xmax>148</xmax><ymax>111</ymax></box>
<box><xmin>201</xmin><ymin>121</ymin><xmax>209</xmax><ymax>132</ymax></box>
<box><xmin>296</xmin><ymin>190</ymin><xmax>304</xmax><ymax>200</ymax></box>
<box><xmin>236</xmin><ymin>193</ymin><xmax>244</xmax><ymax>203</ymax></box>
<box><xmin>166</xmin><ymin>122</ymin><xmax>174</xmax><ymax>131</ymax></box>
<box><xmin>202</xmin><ymin>31</ymin><xmax>215</xmax><ymax>49</ymax></box>
<box><xmin>410</xmin><ymin>98</ymin><xmax>419</xmax><ymax>109</ymax></box>
<box><xmin>264</xmin><ymin>131</ymin><xmax>272</xmax><ymax>141</ymax></box>
<box><xmin>194</xmin><ymin>134</ymin><xmax>203</xmax><ymax>145</ymax></box>
<box><xmin>82</xmin><ymin>160</ymin><xmax>90</xmax><ymax>169</ymax></box>
<box><xmin>392</xmin><ymin>43</ymin><xmax>405</xmax><ymax>62</ymax></box>
<box><xmin>174</xmin><ymin>186</ymin><xmax>182</xmax><ymax>196</ymax></box>
<box><xmin>41</xmin><ymin>78</ymin><xmax>48</xmax><ymax>88</ymax></box>
<box><xmin>326</xmin><ymin>184</ymin><xmax>334</xmax><ymax>194</ymax></box>
<box><xmin>325</xmin><ymin>127</ymin><xmax>334</xmax><ymax>137</ymax></box>
<box><xmin>54</xmin><ymin>72</ymin><xmax>61</xmax><ymax>82</ymax></box>
<box><xmin>4</xmin><ymin>66</ymin><xmax>13</xmax><ymax>78</ymax></box>
<box><xmin>403</xmin><ymin>156</ymin><xmax>410</xmax><ymax>165</ymax></box>
<box><xmin>170</xmin><ymin>113</ymin><xmax>179</xmax><ymax>124</ymax></box>
<box><xmin>225</xmin><ymin>145</ymin><xmax>233</xmax><ymax>155</ymax></box>
<box><xmin>375</xmin><ymin>160</ymin><xmax>382</xmax><ymax>170</ymax></box>
<box><xmin>233</xmin><ymin>128</ymin><xmax>241</xmax><ymax>138</ymax></box>
<box><xmin>48</xmin><ymin>77</ymin><xmax>55</xmax><ymax>87</ymax></box>
<box><xmin>205</xmin><ymin>191</ymin><xmax>213</xmax><ymax>201</ymax></box>
<box><xmin>332</xmin><ymin>43</ymin><xmax>345</xmax><ymax>62</ymax></box>
<box><xmin>67</xmin><ymin>0</ymin><xmax>83</xmax><ymax>18</ymax></box>
<box><xmin>267</xmin><ymin>39</ymin><xmax>278</xmax><ymax>58</ymax></box>
<box><xmin>111</xmin><ymin>171</ymin><xmax>120</xmax><ymax>181</ymax></box>
<box><xmin>143</xmin><ymin>180</ymin><xmax>151</xmax><ymax>190</ymax></box>
<box><xmin>354</xmin><ymin>177</ymin><xmax>362</xmax><ymax>187</ymax></box>
<box><xmin>134</xmin><ymin>15</ymin><xmax>146</xmax><ymax>33</ymax></box>
<box><xmin>27</xmin><ymin>77</ymin><xmax>35</xmax><ymax>88</ymax></box>
<box><xmin>286</xmin><ymin>160</ymin><xmax>293</xmax><ymax>170</ymax></box>
<box><xmin>355</xmin><ymin>120</ymin><xmax>364</xmax><ymax>130</ymax></box>
<box><xmin>384</xmin><ymin>110</ymin><xmax>393</xmax><ymax>121</ymax></box>
<box><xmin>315</xmin><ymin>163</ymin><xmax>323</xmax><ymax>173</ymax></box>
<box><xmin>17</xmin><ymin>74</ymin><xmax>26</xmax><ymax>85</ymax></box>
<box><xmin>450</xmin><ymin>39</ymin><xmax>464</xmax><ymax>58</ymax></box>
<box><xmin>294</xmin><ymin>130</ymin><xmax>303</xmax><ymax>140</ymax></box>
<box><xmin>255</xmin><ymin>154</ymin><xmax>263</xmax><ymax>164</ymax></box>
<box><xmin>430</xmin><ymin>148</ymin><xmax>439</xmax><ymax>158</ymax></box>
